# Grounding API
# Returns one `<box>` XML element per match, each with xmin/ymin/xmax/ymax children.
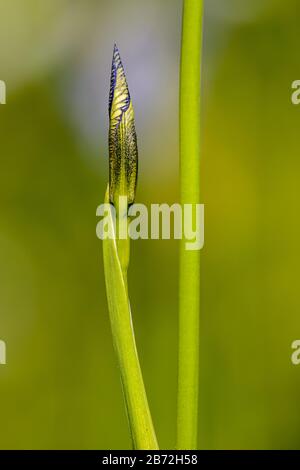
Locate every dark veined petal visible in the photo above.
<box><xmin>109</xmin><ymin>44</ymin><xmax>138</xmax><ymax>208</ymax></box>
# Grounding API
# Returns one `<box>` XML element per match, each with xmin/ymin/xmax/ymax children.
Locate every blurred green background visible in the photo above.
<box><xmin>1</xmin><ymin>0</ymin><xmax>300</xmax><ymax>450</ymax></box>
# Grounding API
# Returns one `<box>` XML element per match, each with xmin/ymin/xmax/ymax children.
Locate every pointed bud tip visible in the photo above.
<box><xmin>113</xmin><ymin>43</ymin><xmax>120</xmax><ymax>59</ymax></box>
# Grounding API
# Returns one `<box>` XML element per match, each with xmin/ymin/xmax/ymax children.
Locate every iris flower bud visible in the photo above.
<box><xmin>109</xmin><ymin>44</ymin><xmax>138</xmax><ymax>209</ymax></box>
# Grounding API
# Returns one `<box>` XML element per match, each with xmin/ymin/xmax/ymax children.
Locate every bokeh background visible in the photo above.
<box><xmin>1</xmin><ymin>0</ymin><xmax>300</xmax><ymax>450</ymax></box>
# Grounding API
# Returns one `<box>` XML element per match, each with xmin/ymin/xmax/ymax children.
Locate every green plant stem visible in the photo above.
<box><xmin>103</xmin><ymin>188</ymin><xmax>159</xmax><ymax>450</ymax></box>
<box><xmin>177</xmin><ymin>0</ymin><xmax>203</xmax><ymax>450</ymax></box>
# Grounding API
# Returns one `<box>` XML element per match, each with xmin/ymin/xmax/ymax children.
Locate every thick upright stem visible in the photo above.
<box><xmin>103</xmin><ymin>189</ymin><xmax>158</xmax><ymax>450</ymax></box>
<box><xmin>177</xmin><ymin>0</ymin><xmax>203</xmax><ymax>450</ymax></box>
